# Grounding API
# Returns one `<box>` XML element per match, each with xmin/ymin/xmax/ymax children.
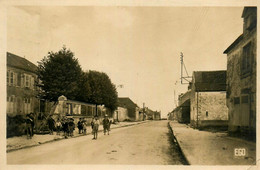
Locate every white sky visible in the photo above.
<box><xmin>7</xmin><ymin>6</ymin><xmax>244</xmax><ymax>117</ymax></box>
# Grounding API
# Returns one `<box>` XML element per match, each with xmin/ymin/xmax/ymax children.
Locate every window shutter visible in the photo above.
<box><xmin>21</xmin><ymin>74</ymin><xmax>24</xmax><ymax>87</ymax></box>
<box><xmin>31</xmin><ymin>76</ymin><xmax>34</xmax><ymax>89</ymax></box>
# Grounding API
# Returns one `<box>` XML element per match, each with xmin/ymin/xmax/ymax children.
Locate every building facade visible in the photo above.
<box><xmin>223</xmin><ymin>7</ymin><xmax>256</xmax><ymax>136</ymax></box>
<box><xmin>7</xmin><ymin>52</ymin><xmax>39</xmax><ymax>116</ymax></box>
<box><xmin>118</xmin><ymin>97</ymin><xmax>140</xmax><ymax>121</ymax></box>
<box><xmin>112</xmin><ymin>106</ymin><xmax>129</xmax><ymax>122</ymax></box>
<box><xmin>190</xmin><ymin>71</ymin><xmax>229</xmax><ymax>128</ymax></box>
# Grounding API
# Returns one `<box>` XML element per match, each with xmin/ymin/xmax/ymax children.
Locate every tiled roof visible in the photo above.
<box><xmin>193</xmin><ymin>70</ymin><xmax>226</xmax><ymax>92</ymax></box>
<box><xmin>118</xmin><ymin>97</ymin><xmax>138</xmax><ymax>108</ymax></box>
<box><xmin>7</xmin><ymin>52</ymin><xmax>37</xmax><ymax>73</ymax></box>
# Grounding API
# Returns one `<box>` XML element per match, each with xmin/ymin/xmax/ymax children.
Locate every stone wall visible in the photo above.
<box><xmin>190</xmin><ymin>91</ymin><xmax>228</xmax><ymax>128</ymax></box>
<box><xmin>226</xmin><ymin>30</ymin><xmax>256</xmax><ymax>132</ymax></box>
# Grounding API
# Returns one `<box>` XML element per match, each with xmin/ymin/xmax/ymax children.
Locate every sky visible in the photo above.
<box><xmin>7</xmin><ymin>6</ymin><xmax>244</xmax><ymax>117</ymax></box>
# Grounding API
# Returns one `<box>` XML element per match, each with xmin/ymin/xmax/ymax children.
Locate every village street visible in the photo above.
<box><xmin>7</xmin><ymin>121</ymin><xmax>186</xmax><ymax>165</ymax></box>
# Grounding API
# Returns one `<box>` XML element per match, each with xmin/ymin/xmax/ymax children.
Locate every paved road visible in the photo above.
<box><xmin>7</xmin><ymin>121</ymin><xmax>185</xmax><ymax>165</ymax></box>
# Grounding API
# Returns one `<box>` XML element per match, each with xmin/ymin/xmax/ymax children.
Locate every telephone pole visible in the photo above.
<box><xmin>143</xmin><ymin>102</ymin><xmax>145</xmax><ymax>121</ymax></box>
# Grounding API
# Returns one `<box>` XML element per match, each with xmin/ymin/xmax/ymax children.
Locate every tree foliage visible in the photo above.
<box><xmin>37</xmin><ymin>46</ymin><xmax>118</xmax><ymax>111</ymax></box>
<box><xmin>87</xmin><ymin>70</ymin><xmax>118</xmax><ymax>111</ymax></box>
<box><xmin>37</xmin><ymin>47</ymin><xmax>82</xmax><ymax>102</ymax></box>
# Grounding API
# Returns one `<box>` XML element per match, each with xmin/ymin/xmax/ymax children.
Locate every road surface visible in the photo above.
<box><xmin>7</xmin><ymin>121</ymin><xmax>186</xmax><ymax>165</ymax></box>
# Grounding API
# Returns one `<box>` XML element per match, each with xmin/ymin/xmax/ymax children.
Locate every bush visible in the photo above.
<box><xmin>6</xmin><ymin>115</ymin><xmax>27</xmax><ymax>138</ymax></box>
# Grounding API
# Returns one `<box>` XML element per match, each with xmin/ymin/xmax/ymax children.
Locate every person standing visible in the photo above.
<box><xmin>92</xmin><ymin>116</ymin><xmax>100</xmax><ymax>140</ymax></box>
<box><xmin>48</xmin><ymin>115</ymin><xmax>55</xmax><ymax>135</ymax></box>
<box><xmin>56</xmin><ymin>118</ymin><xmax>62</xmax><ymax>135</ymax></box>
<box><xmin>82</xmin><ymin>118</ymin><xmax>87</xmax><ymax>135</ymax></box>
<box><xmin>103</xmin><ymin>115</ymin><xmax>110</xmax><ymax>135</ymax></box>
<box><xmin>77</xmin><ymin>118</ymin><xmax>83</xmax><ymax>134</ymax></box>
<box><xmin>25</xmin><ymin>114</ymin><xmax>33</xmax><ymax>139</ymax></box>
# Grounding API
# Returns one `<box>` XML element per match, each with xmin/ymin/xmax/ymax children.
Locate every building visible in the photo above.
<box><xmin>153</xmin><ymin>111</ymin><xmax>161</xmax><ymax>120</ymax></box>
<box><xmin>117</xmin><ymin>97</ymin><xmax>140</xmax><ymax>121</ymax></box>
<box><xmin>223</xmin><ymin>7</ymin><xmax>256</xmax><ymax>137</ymax></box>
<box><xmin>177</xmin><ymin>91</ymin><xmax>191</xmax><ymax>123</ymax></box>
<box><xmin>190</xmin><ymin>70</ymin><xmax>228</xmax><ymax>128</ymax></box>
<box><xmin>112</xmin><ymin>106</ymin><xmax>129</xmax><ymax>122</ymax></box>
<box><xmin>7</xmin><ymin>52</ymin><xmax>39</xmax><ymax>116</ymax></box>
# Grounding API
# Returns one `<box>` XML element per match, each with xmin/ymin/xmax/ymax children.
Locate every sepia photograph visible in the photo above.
<box><xmin>1</xmin><ymin>0</ymin><xmax>258</xmax><ymax>169</ymax></box>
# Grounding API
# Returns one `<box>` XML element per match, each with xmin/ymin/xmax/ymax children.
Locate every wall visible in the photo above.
<box><xmin>190</xmin><ymin>91</ymin><xmax>228</xmax><ymax>128</ymax></box>
<box><xmin>112</xmin><ymin>107</ymin><xmax>129</xmax><ymax>122</ymax></box>
<box><xmin>7</xmin><ymin>66</ymin><xmax>39</xmax><ymax>116</ymax></box>
<box><xmin>226</xmin><ymin>30</ymin><xmax>256</xmax><ymax>133</ymax></box>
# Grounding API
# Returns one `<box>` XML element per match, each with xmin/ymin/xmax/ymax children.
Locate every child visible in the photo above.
<box><xmin>92</xmin><ymin>116</ymin><xmax>100</xmax><ymax>140</ymax></box>
<box><xmin>82</xmin><ymin>119</ymin><xmax>87</xmax><ymax>135</ymax></box>
<box><xmin>56</xmin><ymin>118</ymin><xmax>62</xmax><ymax>135</ymax></box>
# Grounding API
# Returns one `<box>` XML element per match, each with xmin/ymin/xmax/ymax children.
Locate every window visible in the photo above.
<box><xmin>24</xmin><ymin>98</ymin><xmax>30</xmax><ymax>103</ymax></box>
<box><xmin>234</xmin><ymin>97</ymin><xmax>240</xmax><ymax>105</ymax></box>
<box><xmin>25</xmin><ymin>75</ymin><xmax>29</xmax><ymax>87</ymax></box>
<box><xmin>241</xmin><ymin>43</ymin><xmax>252</xmax><ymax>77</ymax></box>
<box><xmin>7</xmin><ymin>70</ymin><xmax>17</xmax><ymax>86</ymax></box>
<box><xmin>23</xmin><ymin>74</ymin><xmax>35</xmax><ymax>89</ymax></box>
<box><xmin>241</xmin><ymin>96</ymin><xmax>249</xmax><ymax>104</ymax></box>
<box><xmin>7</xmin><ymin>95</ymin><xmax>16</xmax><ymax>113</ymax></box>
<box><xmin>7</xmin><ymin>71</ymin><xmax>9</xmax><ymax>84</ymax></box>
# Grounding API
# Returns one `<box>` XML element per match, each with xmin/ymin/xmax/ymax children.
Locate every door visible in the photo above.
<box><xmin>241</xmin><ymin>95</ymin><xmax>250</xmax><ymax>126</ymax></box>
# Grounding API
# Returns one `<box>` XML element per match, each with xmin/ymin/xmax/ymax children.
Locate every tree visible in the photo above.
<box><xmin>87</xmin><ymin>70</ymin><xmax>118</xmax><ymax>113</ymax></box>
<box><xmin>37</xmin><ymin>46</ymin><xmax>82</xmax><ymax>102</ymax></box>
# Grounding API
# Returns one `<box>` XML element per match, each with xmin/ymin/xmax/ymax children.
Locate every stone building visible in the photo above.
<box><xmin>112</xmin><ymin>106</ymin><xmax>129</xmax><ymax>122</ymax></box>
<box><xmin>190</xmin><ymin>70</ymin><xmax>228</xmax><ymax>128</ymax></box>
<box><xmin>223</xmin><ymin>7</ymin><xmax>256</xmax><ymax>137</ymax></box>
<box><xmin>117</xmin><ymin>97</ymin><xmax>140</xmax><ymax>121</ymax></box>
<box><xmin>153</xmin><ymin>111</ymin><xmax>161</xmax><ymax>120</ymax></box>
<box><xmin>7</xmin><ymin>52</ymin><xmax>39</xmax><ymax>116</ymax></box>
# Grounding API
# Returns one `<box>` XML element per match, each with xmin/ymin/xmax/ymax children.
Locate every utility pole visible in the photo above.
<box><xmin>180</xmin><ymin>52</ymin><xmax>192</xmax><ymax>84</ymax></box>
<box><xmin>143</xmin><ymin>102</ymin><xmax>145</xmax><ymax>121</ymax></box>
<box><xmin>180</xmin><ymin>52</ymin><xmax>183</xmax><ymax>84</ymax></box>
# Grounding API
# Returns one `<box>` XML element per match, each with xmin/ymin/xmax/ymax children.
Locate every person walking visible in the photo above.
<box><xmin>62</xmin><ymin>117</ymin><xmax>69</xmax><ymax>138</ymax></box>
<box><xmin>92</xmin><ymin>115</ymin><xmax>100</xmax><ymax>140</ymax></box>
<box><xmin>77</xmin><ymin>118</ymin><xmax>83</xmax><ymax>134</ymax></box>
<box><xmin>25</xmin><ymin>114</ymin><xmax>33</xmax><ymax>139</ymax></box>
<box><xmin>103</xmin><ymin>114</ymin><xmax>110</xmax><ymax>135</ymax></box>
<box><xmin>68</xmin><ymin>118</ymin><xmax>75</xmax><ymax>137</ymax></box>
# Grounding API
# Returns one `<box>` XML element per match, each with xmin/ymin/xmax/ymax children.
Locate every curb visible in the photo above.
<box><xmin>168</xmin><ymin>121</ymin><xmax>190</xmax><ymax>165</ymax></box>
<box><xmin>7</xmin><ymin>121</ymin><xmax>149</xmax><ymax>153</ymax></box>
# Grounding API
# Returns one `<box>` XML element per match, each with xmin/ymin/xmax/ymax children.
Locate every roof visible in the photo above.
<box><xmin>242</xmin><ymin>7</ymin><xmax>257</xmax><ymax>18</ymax></box>
<box><xmin>7</xmin><ymin>52</ymin><xmax>37</xmax><ymax>73</ymax></box>
<box><xmin>118</xmin><ymin>97</ymin><xmax>138</xmax><ymax>108</ymax></box>
<box><xmin>224</xmin><ymin>7</ymin><xmax>256</xmax><ymax>54</ymax></box>
<box><xmin>192</xmin><ymin>70</ymin><xmax>226</xmax><ymax>92</ymax></box>
<box><xmin>223</xmin><ymin>34</ymin><xmax>243</xmax><ymax>54</ymax></box>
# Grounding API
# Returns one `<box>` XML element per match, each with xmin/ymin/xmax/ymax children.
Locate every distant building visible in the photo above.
<box><xmin>113</xmin><ymin>106</ymin><xmax>129</xmax><ymax>122</ymax></box>
<box><xmin>153</xmin><ymin>111</ymin><xmax>161</xmax><ymax>120</ymax></box>
<box><xmin>190</xmin><ymin>70</ymin><xmax>228</xmax><ymax>128</ymax></box>
<box><xmin>117</xmin><ymin>97</ymin><xmax>140</xmax><ymax>121</ymax></box>
<box><xmin>223</xmin><ymin>7</ymin><xmax>256</xmax><ymax>137</ymax></box>
<box><xmin>7</xmin><ymin>52</ymin><xmax>39</xmax><ymax>116</ymax></box>
<box><xmin>177</xmin><ymin>91</ymin><xmax>191</xmax><ymax>123</ymax></box>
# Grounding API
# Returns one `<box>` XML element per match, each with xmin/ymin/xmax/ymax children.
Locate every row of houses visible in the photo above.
<box><xmin>113</xmin><ymin>97</ymin><xmax>161</xmax><ymax>121</ymax></box>
<box><xmin>168</xmin><ymin>7</ymin><xmax>256</xmax><ymax>138</ymax></box>
<box><xmin>7</xmin><ymin>52</ymin><xmax>161</xmax><ymax>123</ymax></box>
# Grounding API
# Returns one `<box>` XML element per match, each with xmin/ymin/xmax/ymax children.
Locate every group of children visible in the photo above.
<box><xmin>52</xmin><ymin>115</ymin><xmax>112</xmax><ymax>140</ymax></box>
<box><xmin>91</xmin><ymin>115</ymin><xmax>112</xmax><ymax>140</ymax></box>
